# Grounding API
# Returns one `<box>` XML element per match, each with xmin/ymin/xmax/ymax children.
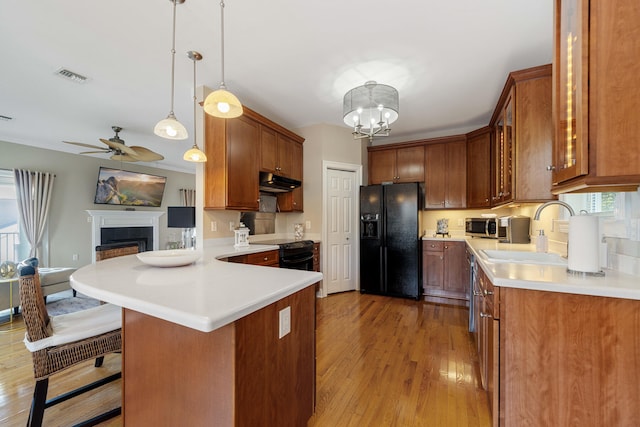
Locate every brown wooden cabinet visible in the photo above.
<box><xmin>312</xmin><ymin>242</ymin><xmax>320</xmax><ymax>272</ymax></box>
<box><xmin>499</xmin><ymin>287</ymin><xmax>640</xmax><ymax>426</ymax></box>
<box><xmin>204</xmin><ymin>113</ymin><xmax>260</xmax><ymax>211</ymax></box>
<box><xmin>466</xmin><ymin>127</ymin><xmax>492</xmax><ymax>208</ymax></box>
<box><xmin>205</xmin><ymin>106</ymin><xmax>305</xmax><ymax>212</ymax></box>
<box><xmin>476</xmin><ymin>265</ymin><xmax>499</xmax><ymax>427</ymax></box>
<box><xmin>551</xmin><ymin>0</ymin><xmax>640</xmax><ymax>193</ymax></box>
<box><xmin>424</xmin><ymin>137</ymin><xmax>467</xmax><ymax>209</ymax></box>
<box><xmin>368</xmin><ymin>144</ymin><xmax>425</xmax><ymax>184</ymax></box>
<box><xmin>226</xmin><ymin>249</ymin><xmax>279</xmax><ymax>267</ymax></box>
<box><xmin>261</xmin><ymin>130</ymin><xmax>297</xmax><ymax>178</ymax></box>
<box><xmin>277</xmin><ymin>140</ymin><xmax>304</xmax><ymax>212</ymax></box>
<box><xmin>490</xmin><ymin>64</ymin><xmax>555</xmax><ymax>206</ymax></box>
<box><xmin>422</xmin><ymin>240</ymin><xmax>467</xmax><ymax>301</ymax></box>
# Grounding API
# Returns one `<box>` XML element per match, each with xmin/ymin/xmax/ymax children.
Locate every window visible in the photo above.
<box><xmin>560</xmin><ymin>192</ymin><xmax>618</xmax><ymax>216</ymax></box>
<box><xmin>0</xmin><ymin>169</ymin><xmax>29</xmax><ymax>263</ymax></box>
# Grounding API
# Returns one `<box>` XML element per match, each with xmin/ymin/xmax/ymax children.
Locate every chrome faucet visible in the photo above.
<box><xmin>533</xmin><ymin>200</ymin><xmax>575</xmax><ymax>220</ymax></box>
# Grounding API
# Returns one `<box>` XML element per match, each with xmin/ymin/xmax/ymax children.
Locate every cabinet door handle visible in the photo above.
<box><xmin>484</xmin><ymin>289</ymin><xmax>494</xmax><ymax>296</ymax></box>
<box><xmin>546</xmin><ymin>165</ymin><xmax>556</xmax><ymax>171</ymax></box>
<box><xmin>480</xmin><ymin>312</ymin><xmax>493</xmax><ymax>318</ymax></box>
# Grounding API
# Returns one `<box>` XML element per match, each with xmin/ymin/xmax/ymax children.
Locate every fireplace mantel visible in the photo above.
<box><xmin>87</xmin><ymin>210</ymin><xmax>164</xmax><ymax>262</ymax></box>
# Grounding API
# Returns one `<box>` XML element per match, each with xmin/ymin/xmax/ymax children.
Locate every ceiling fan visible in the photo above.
<box><xmin>64</xmin><ymin>126</ymin><xmax>164</xmax><ymax>162</ymax></box>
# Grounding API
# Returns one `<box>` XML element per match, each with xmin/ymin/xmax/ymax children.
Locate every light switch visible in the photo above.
<box><xmin>305</xmin><ymin>220</ymin><xmax>311</xmax><ymax>230</ymax></box>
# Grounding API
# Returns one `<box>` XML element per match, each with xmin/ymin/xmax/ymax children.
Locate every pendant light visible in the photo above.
<box><xmin>154</xmin><ymin>0</ymin><xmax>188</xmax><ymax>140</ymax></box>
<box><xmin>203</xmin><ymin>0</ymin><xmax>243</xmax><ymax>119</ymax></box>
<box><xmin>184</xmin><ymin>51</ymin><xmax>207</xmax><ymax>162</ymax></box>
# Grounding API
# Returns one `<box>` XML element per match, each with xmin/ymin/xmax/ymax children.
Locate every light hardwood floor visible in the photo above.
<box><xmin>0</xmin><ymin>292</ymin><xmax>491</xmax><ymax>426</ymax></box>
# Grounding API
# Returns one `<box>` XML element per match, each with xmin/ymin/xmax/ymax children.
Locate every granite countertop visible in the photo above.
<box><xmin>70</xmin><ymin>244</ymin><xmax>323</xmax><ymax>333</ymax></box>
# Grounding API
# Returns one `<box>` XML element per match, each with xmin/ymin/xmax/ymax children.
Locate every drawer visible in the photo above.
<box><xmin>423</xmin><ymin>240</ymin><xmax>444</xmax><ymax>252</ymax></box>
<box><xmin>245</xmin><ymin>250</ymin><xmax>279</xmax><ymax>266</ymax></box>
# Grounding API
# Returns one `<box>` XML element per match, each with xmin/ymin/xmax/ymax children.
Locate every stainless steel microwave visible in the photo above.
<box><xmin>465</xmin><ymin>217</ymin><xmax>505</xmax><ymax>239</ymax></box>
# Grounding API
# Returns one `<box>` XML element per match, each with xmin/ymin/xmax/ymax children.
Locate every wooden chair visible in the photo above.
<box><xmin>18</xmin><ymin>257</ymin><xmax>122</xmax><ymax>427</ymax></box>
<box><xmin>95</xmin><ymin>241</ymin><xmax>141</xmax><ymax>261</ymax></box>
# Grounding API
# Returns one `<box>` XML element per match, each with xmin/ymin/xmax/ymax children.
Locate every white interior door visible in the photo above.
<box><xmin>325</xmin><ymin>168</ymin><xmax>357</xmax><ymax>294</ymax></box>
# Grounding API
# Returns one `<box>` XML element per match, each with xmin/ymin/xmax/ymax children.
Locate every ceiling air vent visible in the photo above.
<box><xmin>55</xmin><ymin>68</ymin><xmax>89</xmax><ymax>83</ymax></box>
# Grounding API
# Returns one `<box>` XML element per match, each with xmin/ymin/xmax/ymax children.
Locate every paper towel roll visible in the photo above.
<box><xmin>568</xmin><ymin>215</ymin><xmax>600</xmax><ymax>273</ymax></box>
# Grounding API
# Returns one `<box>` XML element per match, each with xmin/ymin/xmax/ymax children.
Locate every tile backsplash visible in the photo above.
<box><xmin>605</xmin><ymin>237</ymin><xmax>640</xmax><ymax>276</ymax></box>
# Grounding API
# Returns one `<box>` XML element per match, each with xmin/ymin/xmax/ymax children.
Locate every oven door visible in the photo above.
<box><xmin>279</xmin><ymin>253</ymin><xmax>314</xmax><ymax>271</ymax></box>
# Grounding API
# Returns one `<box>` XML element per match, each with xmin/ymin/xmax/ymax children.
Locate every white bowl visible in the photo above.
<box><xmin>136</xmin><ymin>249</ymin><xmax>202</xmax><ymax>267</ymax></box>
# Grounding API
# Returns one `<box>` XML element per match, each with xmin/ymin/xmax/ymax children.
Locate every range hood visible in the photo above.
<box><xmin>259</xmin><ymin>171</ymin><xmax>301</xmax><ymax>193</ymax></box>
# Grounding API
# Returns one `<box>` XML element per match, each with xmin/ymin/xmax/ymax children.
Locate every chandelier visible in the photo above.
<box><xmin>343</xmin><ymin>81</ymin><xmax>399</xmax><ymax>141</ymax></box>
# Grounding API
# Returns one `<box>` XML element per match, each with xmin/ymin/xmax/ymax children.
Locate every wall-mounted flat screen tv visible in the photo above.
<box><xmin>94</xmin><ymin>167</ymin><xmax>166</xmax><ymax>207</ymax></box>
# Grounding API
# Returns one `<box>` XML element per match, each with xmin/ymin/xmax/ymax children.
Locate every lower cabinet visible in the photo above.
<box><xmin>476</xmin><ymin>265</ymin><xmax>499</xmax><ymax>427</ymax></box>
<box><xmin>226</xmin><ymin>250</ymin><xmax>279</xmax><ymax>267</ymax></box>
<box><xmin>422</xmin><ymin>240</ymin><xmax>468</xmax><ymax>302</ymax></box>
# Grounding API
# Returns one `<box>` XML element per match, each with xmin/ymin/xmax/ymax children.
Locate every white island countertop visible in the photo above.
<box><xmin>71</xmin><ymin>244</ymin><xmax>323</xmax><ymax>333</ymax></box>
<box><xmin>424</xmin><ymin>235</ymin><xmax>640</xmax><ymax>300</ymax></box>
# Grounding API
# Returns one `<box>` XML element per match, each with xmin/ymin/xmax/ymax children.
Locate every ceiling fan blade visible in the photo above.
<box><xmin>63</xmin><ymin>141</ymin><xmax>108</xmax><ymax>150</ymax></box>
<box><xmin>110</xmin><ymin>153</ymin><xmax>140</xmax><ymax>162</ymax></box>
<box><xmin>79</xmin><ymin>150</ymin><xmax>110</xmax><ymax>154</ymax></box>
<box><xmin>129</xmin><ymin>146</ymin><xmax>165</xmax><ymax>162</ymax></box>
<box><xmin>100</xmin><ymin>138</ymin><xmax>138</xmax><ymax>156</ymax></box>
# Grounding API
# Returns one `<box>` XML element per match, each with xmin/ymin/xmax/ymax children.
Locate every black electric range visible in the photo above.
<box><xmin>254</xmin><ymin>239</ymin><xmax>315</xmax><ymax>270</ymax></box>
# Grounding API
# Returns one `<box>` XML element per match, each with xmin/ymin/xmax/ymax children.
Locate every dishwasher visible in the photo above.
<box><xmin>467</xmin><ymin>248</ymin><xmax>476</xmax><ymax>333</ymax></box>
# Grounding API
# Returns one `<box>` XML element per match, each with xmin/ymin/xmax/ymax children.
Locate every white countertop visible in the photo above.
<box><xmin>426</xmin><ymin>236</ymin><xmax>640</xmax><ymax>300</ymax></box>
<box><xmin>71</xmin><ymin>244</ymin><xmax>323</xmax><ymax>333</ymax></box>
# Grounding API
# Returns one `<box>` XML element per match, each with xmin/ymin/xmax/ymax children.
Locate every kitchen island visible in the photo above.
<box><xmin>71</xmin><ymin>244</ymin><xmax>323</xmax><ymax>426</ymax></box>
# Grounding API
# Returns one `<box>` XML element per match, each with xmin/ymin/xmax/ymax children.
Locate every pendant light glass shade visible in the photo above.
<box><xmin>204</xmin><ymin>0</ymin><xmax>243</xmax><ymax>119</ymax></box>
<box><xmin>155</xmin><ymin>0</ymin><xmax>188</xmax><ymax>140</ymax></box>
<box><xmin>155</xmin><ymin>113</ymin><xmax>188</xmax><ymax>140</ymax></box>
<box><xmin>183</xmin><ymin>146</ymin><xmax>207</xmax><ymax>162</ymax></box>
<box><xmin>184</xmin><ymin>51</ymin><xmax>207</xmax><ymax>163</ymax></box>
<box><xmin>203</xmin><ymin>87</ymin><xmax>243</xmax><ymax>118</ymax></box>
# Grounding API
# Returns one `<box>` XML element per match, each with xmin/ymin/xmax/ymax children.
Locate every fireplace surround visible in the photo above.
<box><xmin>87</xmin><ymin>210</ymin><xmax>164</xmax><ymax>262</ymax></box>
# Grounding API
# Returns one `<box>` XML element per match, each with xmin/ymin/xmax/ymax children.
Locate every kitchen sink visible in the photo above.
<box><xmin>479</xmin><ymin>249</ymin><xmax>568</xmax><ymax>266</ymax></box>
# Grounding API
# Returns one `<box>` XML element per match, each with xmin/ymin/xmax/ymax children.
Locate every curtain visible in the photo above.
<box><xmin>13</xmin><ymin>169</ymin><xmax>55</xmax><ymax>259</ymax></box>
<box><xmin>180</xmin><ymin>188</ymin><xmax>195</xmax><ymax>207</ymax></box>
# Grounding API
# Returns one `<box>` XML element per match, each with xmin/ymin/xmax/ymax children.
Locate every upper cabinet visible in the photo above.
<box><xmin>551</xmin><ymin>0</ymin><xmax>640</xmax><ymax>193</ymax></box>
<box><xmin>368</xmin><ymin>144</ymin><xmax>425</xmax><ymax>185</ymax></box>
<box><xmin>204</xmin><ymin>113</ymin><xmax>261</xmax><ymax>211</ymax></box>
<box><xmin>260</xmin><ymin>129</ymin><xmax>297</xmax><ymax>178</ymax></box>
<box><xmin>205</xmin><ymin>106</ymin><xmax>305</xmax><ymax>211</ymax></box>
<box><xmin>466</xmin><ymin>127</ymin><xmax>492</xmax><ymax>209</ymax></box>
<box><xmin>424</xmin><ymin>136</ymin><xmax>467</xmax><ymax>209</ymax></box>
<box><xmin>490</xmin><ymin>64</ymin><xmax>555</xmax><ymax>206</ymax></box>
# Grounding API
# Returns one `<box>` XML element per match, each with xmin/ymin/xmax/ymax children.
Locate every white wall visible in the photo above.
<box><xmin>0</xmin><ymin>140</ymin><xmax>194</xmax><ymax>267</ymax></box>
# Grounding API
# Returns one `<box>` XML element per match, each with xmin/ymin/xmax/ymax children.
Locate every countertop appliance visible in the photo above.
<box><xmin>498</xmin><ymin>215</ymin><xmax>531</xmax><ymax>244</ymax></box>
<box><xmin>360</xmin><ymin>183</ymin><xmax>422</xmax><ymax>300</ymax></box>
<box><xmin>255</xmin><ymin>239</ymin><xmax>315</xmax><ymax>271</ymax></box>
<box><xmin>465</xmin><ymin>217</ymin><xmax>504</xmax><ymax>239</ymax></box>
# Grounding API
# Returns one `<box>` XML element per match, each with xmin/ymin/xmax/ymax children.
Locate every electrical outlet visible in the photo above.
<box><xmin>211</xmin><ymin>221</ymin><xmax>217</xmax><ymax>232</ymax></box>
<box><xmin>457</xmin><ymin>218</ymin><xmax>464</xmax><ymax>227</ymax></box>
<box><xmin>87</xmin><ymin>217</ymin><xmax>92</xmax><ymax>223</ymax></box>
<box><xmin>229</xmin><ymin>221</ymin><xmax>235</xmax><ymax>231</ymax></box>
<box><xmin>305</xmin><ymin>220</ymin><xmax>311</xmax><ymax>230</ymax></box>
<box><xmin>279</xmin><ymin>306</ymin><xmax>291</xmax><ymax>339</ymax></box>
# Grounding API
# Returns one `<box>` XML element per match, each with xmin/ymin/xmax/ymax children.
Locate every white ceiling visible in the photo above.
<box><xmin>0</xmin><ymin>0</ymin><xmax>553</xmax><ymax>174</ymax></box>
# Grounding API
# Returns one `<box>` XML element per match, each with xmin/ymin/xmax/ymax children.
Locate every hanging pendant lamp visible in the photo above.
<box><xmin>154</xmin><ymin>0</ymin><xmax>188</xmax><ymax>140</ymax></box>
<box><xmin>184</xmin><ymin>51</ymin><xmax>207</xmax><ymax>162</ymax></box>
<box><xmin>203</xmin><ymin>0</ymin><xmax>243</xmax><ymax>119</ymax></box>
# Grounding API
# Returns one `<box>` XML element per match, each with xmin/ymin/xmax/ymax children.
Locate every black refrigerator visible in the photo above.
<box><xmin>360</xmin><ymin>182</ymin><xmax>422</xmax><ymax>299</ymax></box>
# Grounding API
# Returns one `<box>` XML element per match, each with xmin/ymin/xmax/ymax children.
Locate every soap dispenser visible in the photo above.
<box><xmin>536</xmin><ymin>229</ymin><xmax>548</xmax><ymax>253</ymax></box>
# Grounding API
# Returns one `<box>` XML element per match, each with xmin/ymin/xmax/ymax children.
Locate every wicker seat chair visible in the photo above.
<box><xmin>18</xmin><ymin>257</ymin><xmax>122</xmax><ymax>427</ymax></box>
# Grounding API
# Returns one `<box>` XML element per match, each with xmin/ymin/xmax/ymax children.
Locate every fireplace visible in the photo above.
<box><xmin>87</xmin><ymin>210</ymin><xmax>164</xmax><ymax>262</ymax></box>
